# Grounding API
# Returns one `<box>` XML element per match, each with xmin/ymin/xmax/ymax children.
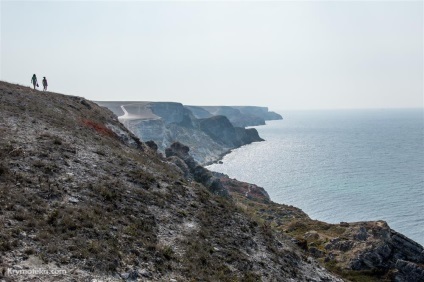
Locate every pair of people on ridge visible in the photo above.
<box><xmin>31</xmin><ymin>74</ymin><xmax>48</xmax><ymax>91</ymax></box>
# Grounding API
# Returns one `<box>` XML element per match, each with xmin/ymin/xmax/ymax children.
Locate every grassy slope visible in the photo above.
<box><xmin>0</xmin><ymin>81</ymin><xmax>339</xmax><ymax>281</ymax></box>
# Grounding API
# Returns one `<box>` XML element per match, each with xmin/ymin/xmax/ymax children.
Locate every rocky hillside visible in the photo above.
<box><xmin>0</xmin><ymin>81</ymin><xmax>341</xmax><ymax>281</ymax></box>
<box><xmin>97</xmin><ymin>102</ymin><xmax>264</xmax><ymax>165</ymax></box>
<box><xmin>218</xmin><ymin>178</ymin><xmax>424</xmax><ymax>282</ymax></box>
<box><xmin>163</xmin><ymin>141</ymin><xmax>424</xmax><ymax>282</ymax></box>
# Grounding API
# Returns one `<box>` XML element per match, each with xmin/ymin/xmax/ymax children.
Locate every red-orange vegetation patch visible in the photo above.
<box><xmin>82</xmin><ymin>119</ymin><xmax>117</xmax><ymax>138</ymax></box>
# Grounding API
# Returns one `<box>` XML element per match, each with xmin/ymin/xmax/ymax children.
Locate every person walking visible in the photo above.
<box><xmin>42</xmin><ymin>77</ymin><xmax>48</xmax><ymax>91</ymax></box>
<box><xmin>31</xmin><ymin>74</ymin><xmax>38</xmax><ymax>89</ymax></box>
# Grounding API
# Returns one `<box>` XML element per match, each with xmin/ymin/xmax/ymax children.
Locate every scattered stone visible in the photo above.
<box><xmin>68</xmin><ymin>197</ymin><xmax>79</xmax><ymax>204</ymax></box>
<box><xmin>139</xmin><ymin>269</ymin><xmax>152</xmax><ymax>278</ymax></box>
<box><xmin>395</xmin><ymin>259</ymin><xmax>424</xmax><ymax>282</ymax></box>
<box><xmin>324</xmin><ymin>253</ymin><xmax>336</xmax><ymax>262</ymax></box>
<box><xmin>127</xmin><ymin>270</ymin><xmax>139</xmax><ymax>280</ymax></box>
<box><xmin>304</xmin><ymin>230</ymin><xmax>319</xmax><ymax>240</ymax></box>
<box><xmin>80</xmin><ymin>99</ymin><xmax>91</xmax><ymax>109</ymax></box>
<box><xmin>309</xmin><ymin>247</ymin><xmax>324</xmax><ymax>258</ymax></box>
<box><xmin>145</xmin><ymin>140</ymin><xmax>158</xmax><ymax>152</ymax></box>
<box><xmin>292</xmin><ymin>238</ymin><xmax>308</xmax><ymax>251</ymax></box>
<box><xmin>354</xmin><ymin>226</ymin><xmax>368</xmax><ymax>241</ymax></box>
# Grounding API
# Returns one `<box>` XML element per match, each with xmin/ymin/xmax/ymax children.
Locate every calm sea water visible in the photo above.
<box><xmin>208</xmin><ymin>109</ymin><xmax>424</xmax><ymax>245</ymax></box>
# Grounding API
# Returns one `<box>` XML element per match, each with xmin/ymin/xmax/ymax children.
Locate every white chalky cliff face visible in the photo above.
<box><xmin>97</xmin><ymin>101</ymin><xmax>271</xmax><ymax>165</ymax></box>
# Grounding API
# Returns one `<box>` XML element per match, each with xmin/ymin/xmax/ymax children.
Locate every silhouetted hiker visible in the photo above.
<box><xmin>31</xmin><ymin>74</ymin><xmax>38</xmax><ymax>89</ymax></box>
<box><xmin>42</xmin><ymin>77</ymin><xmax>48</xmax><ymax>91</ymax></box>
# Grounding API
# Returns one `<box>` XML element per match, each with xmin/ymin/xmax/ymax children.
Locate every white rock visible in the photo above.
<box><xmin>68</xmin><ymin>197</ymin><xmax>79</xmax><ymax>203</ymax></box>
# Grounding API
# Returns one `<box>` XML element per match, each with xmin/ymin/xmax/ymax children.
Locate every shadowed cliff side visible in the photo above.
<box><xmin>97</xmin><ymin>101</ymin><xmax>265</xmax><ymax>165</ymax></box>
<box><xmin>187</xmin><ymin>105</ymin><xmax>283</xmax><ymax>127</ymax></box>
<box><xmin>199</xmin><ymin>116</ymin><xmax>264</xmax><ymax>148</ymax></box>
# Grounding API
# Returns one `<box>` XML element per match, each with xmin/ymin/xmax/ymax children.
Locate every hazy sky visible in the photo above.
<box><xmin>1</xmin><ymin>0</ymin><xmax>422</xmax><ymax>110</ymax></box>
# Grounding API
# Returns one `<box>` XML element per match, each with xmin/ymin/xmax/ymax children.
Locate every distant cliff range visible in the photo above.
<box><xmin>96</xmin><ymin>102</ymin><xmax>282</xmax><ymax>164</ymax></box>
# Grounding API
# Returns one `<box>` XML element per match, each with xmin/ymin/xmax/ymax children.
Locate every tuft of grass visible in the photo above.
<box><xmin>158</xmin><ymin>244</ymin><xmax>174</xmax><ymax>260</ymax></box>
<box><xmin>127</xmin><ymin>170</ymin><xmax>156</xmax><ymax>188</ymax></box>
<box><xmin>33</xmin><ymin>160</ymin><xmax>60</xmax><ymax>175</ymax></box>
<box><xmin>53</xmin><ymin>138</ymin><xmax>62</xmax><ymax>145</ymax></box>
<box><xmin>0</xmin><ymin>163</ymin><xmax>8</xmax><ymax>178</ymax></box>
<box><xmin>91</xmin><ymin>183</ymin><xmax>119</xmax><ymax>201</ymax></box>
<box><xmin>325</xmin><ymin>261</ymin><xmax>386</xmax><ymax>282</ymax></box>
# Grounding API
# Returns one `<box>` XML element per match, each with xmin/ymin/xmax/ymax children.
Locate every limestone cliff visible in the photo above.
<box><xmin>97</xmin><ymin>101</ymin><xmax>265</xmax><ymax>164</ymax></box>
<box><xmin>186</xmin><ymin>105</ymin><xmax>283</xmax><ymax>127</ymax></box>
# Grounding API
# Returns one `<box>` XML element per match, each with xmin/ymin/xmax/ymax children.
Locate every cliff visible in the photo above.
<box><xmin>186</xmin><ymin>105</ymin><xmax>283</xmax><ymax>127</ymax></box>
<box><xmin>97</xmin><ymin>101</ymin><xmax>265</xmax><ymax>165</ymax></box>
<box><xmin>0</xmin><ymin>81</ymin><xmax>341</xmax><ymax>281</ymax></box>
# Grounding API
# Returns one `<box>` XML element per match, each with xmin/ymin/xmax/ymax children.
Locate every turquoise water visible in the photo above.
<box><xmin>207</xmin><ymin>109</ymin><xmax>424</xmax><ymax>245</ymax></box>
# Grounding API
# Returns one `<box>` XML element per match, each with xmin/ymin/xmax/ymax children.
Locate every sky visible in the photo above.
<box><xmin>0</xmin><ymin>0</ymin><xmax>422</xmax><ymax>110</ymax></box>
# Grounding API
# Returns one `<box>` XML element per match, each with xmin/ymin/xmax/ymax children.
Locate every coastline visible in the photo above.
<box><xmin>207</xmin><ymin>110</ymin><xmax>424</xmax><ymax>246</ymax></box>
<box><xmin>203</xmin><ymin>118</ymin><xmax>424</xmax><ymax>281</ymax></box>
<box><xmin>1</xmin><ymin>80</ymin><xmax>422</xmax><ymax>281</ymax></box>
<box><xmin>202</xmin><ymin>149</ymin><xmax>232</xmax><ymax>166</ymax></box>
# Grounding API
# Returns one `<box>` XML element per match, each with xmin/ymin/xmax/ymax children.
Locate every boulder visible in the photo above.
<box><xmin>304</xmin><ymin>231</ymin><xmax>320</xmax><ymax>240</ymax></box>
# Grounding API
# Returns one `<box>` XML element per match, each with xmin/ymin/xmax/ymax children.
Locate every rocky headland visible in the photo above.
<box><xmin>0</xmin><ymin>81</ymin><xmax>422</xmax><ymax>281</ymax></box>
<box><xmin>96</xmin><ymin>102</ymin><xmax>281</xmax><ymax>165</ymax></box>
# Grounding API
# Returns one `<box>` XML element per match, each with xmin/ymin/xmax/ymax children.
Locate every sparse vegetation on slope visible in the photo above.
<box><xmin>0</xmin><ymin>81</ymin><xmax>341</xmax><ymax>281</ymax></box>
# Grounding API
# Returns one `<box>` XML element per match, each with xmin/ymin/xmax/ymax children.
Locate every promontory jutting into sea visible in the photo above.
<box><xmin>207</xmin><ymin>109</ymin><xmax>424</xmax><ymax>246</ymax></box>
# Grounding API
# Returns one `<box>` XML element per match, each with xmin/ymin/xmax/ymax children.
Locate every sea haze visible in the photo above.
<box><xmin>207</xmin><ymin>109</ymin><xmax>424</xmax><ymax>245</ymax></box>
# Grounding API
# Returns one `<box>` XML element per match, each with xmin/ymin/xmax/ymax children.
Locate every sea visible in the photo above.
<box><xmin>207</xmin><ymin>109</ymin><xmax>424</xmax><ymax>245</ymax></box>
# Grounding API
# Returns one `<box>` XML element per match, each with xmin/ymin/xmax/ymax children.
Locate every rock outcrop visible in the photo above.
<box><xmin>395</xmin><ymin>259</ymin><xmax>424</xmax><ymax>282</ymax></box>
<box><xmin>165</xmin><ymin>142</ymin><xmax>229</xmax><ymax>197</ymax></box>
<box><xmin>233</xmin><ymin>187</ymin><xmax>424</xmax><ymax>282</ymax></box>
